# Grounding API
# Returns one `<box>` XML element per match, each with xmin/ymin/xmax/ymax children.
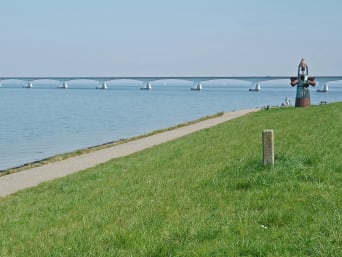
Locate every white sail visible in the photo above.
<box><xmin>317</xmin><ymin>83</ymin><xmax>328</xmax><ymax>92</ymax></box>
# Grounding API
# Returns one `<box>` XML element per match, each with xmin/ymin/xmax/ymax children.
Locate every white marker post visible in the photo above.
<box><xmin>262</xmin><ymin>129</ymin><xmax>274</xmax><ymax>166</ymax></box>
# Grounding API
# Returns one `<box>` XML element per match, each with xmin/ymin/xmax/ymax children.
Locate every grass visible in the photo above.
<box><xmin>0</xmin><ymin>112</ymin><xmax>223</xmax><ymax>176</ymax></box>
<box><xmin>0</xmin><ymin>103</ymin><xmax>341</xmax><ymax>256</ymax></box>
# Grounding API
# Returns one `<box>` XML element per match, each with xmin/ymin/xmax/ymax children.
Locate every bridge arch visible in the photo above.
<box><xmin>0</xmin><ymin>78</ymin><xmax>29</xmax><ymax>88</ymax></box>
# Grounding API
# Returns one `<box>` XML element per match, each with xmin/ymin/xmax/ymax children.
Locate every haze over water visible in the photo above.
<box><xmin>1</xmin><ymin>80</ymin><xmax>341</xmax><ymax>171</ymax></box>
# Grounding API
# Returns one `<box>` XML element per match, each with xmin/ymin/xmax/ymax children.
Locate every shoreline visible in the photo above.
<box><xmin>0</xmin><ymin>108</ymin><xmax>259</xmax><ymax>197</ymax></box>
<box><xmin>1</xmin><ymin>85</ymin><xmax>340</xmax><ymax>174</ymax></box>
<box><xmin>0</xmin><ymin>112</ymin><xmax>225</xmax><ymax>175</ymax></box>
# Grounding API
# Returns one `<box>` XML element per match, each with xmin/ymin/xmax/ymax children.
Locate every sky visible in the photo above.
<box><xmin>1</xmin><ymin>0</ymin><xmax>341</xmax><ymax>76</ymax></box>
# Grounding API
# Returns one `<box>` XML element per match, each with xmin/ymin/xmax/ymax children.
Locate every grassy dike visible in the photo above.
<box><xmin>0</xmin><ymin>102</ymin><xmax>341</xmax><ymax>257</ymax></box>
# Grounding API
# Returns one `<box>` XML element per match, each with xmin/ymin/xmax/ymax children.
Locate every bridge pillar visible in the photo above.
<box><xmin>141</xmin><ymin>81</ymin><xmax>152</xmax><ymax>90</ymax></box>
<box><xmin>23</xmin><ymin>81</ymin><xmax>33</xmax><ymax>88</ymax></box>
<box><xmin>58</xmin><ymin>81</ymin><xmax>68</xmax><ymax>89</ymax></box>
<box><xmin>191</xmin><ymin>82</ymin><xmax>203</xmax><ymax>91</ymax></box>
<box><xmin>249</xmin><ymin>82</ymin><xmax>261</xmax><ymax>91</ymax></box>
<box><xmin>97</xmin><ymin>82</ymin><xmax>107</xmax><ymax>89</ymax></box>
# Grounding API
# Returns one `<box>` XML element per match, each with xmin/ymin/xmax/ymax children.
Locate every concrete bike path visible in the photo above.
<box><xmin>0</xmin><ymin>109</ymin><xmax>258</xmax><ymax>197</ymax></box>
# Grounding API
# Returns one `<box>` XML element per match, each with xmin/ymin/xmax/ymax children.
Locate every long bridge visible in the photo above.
<box><xmin>0</xmin><ymin>76</ymin><xmax>341</xmax><ymax>91</ymax></box>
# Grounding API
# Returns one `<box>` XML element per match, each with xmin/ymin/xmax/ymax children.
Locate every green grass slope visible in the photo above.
<box><xmin>1</xmin><ymin>102</ymin><xmax>341</xmax><ymax>257</ymax></box>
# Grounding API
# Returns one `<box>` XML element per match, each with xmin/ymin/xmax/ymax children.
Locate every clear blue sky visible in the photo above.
<box><xmin>1</xmin><ymin>0</ymin><xmax>341</xmax><ymax>76</ymax></box>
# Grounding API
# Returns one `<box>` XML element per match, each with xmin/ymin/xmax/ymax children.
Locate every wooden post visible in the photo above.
<box><xmin>262</xmin><ymin>129</ymin><xmax>274</xmax><ymax>166</ymax></box>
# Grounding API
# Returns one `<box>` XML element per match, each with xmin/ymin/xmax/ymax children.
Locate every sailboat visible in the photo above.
<box><xmin>317</xmin><ymin>83</ymin><xmax>328</xmax><ymax>92</ymax></box>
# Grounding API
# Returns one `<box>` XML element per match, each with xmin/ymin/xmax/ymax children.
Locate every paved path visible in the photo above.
<box><xmin>0</xmin><ymin>109</ymin><xmax>258</xmax><ymax>197</ymax></box>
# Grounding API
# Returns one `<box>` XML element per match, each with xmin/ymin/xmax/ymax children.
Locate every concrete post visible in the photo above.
<box><xmin>262</xmin><ymin>129</ymin><xmax>274</xmax><ymax>166</ymax></box>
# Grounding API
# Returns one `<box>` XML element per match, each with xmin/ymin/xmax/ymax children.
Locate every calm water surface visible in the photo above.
<box><xmin>1</xmin><ymin>81</ymin><xmax>341</xmax><ymax>171</ymax></box>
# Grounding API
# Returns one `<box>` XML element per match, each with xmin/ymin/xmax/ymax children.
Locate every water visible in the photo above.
<box><xmin>1</xmin><ymin>81</ymin><xmax>341</xmax><ymax>171</ymax></box>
